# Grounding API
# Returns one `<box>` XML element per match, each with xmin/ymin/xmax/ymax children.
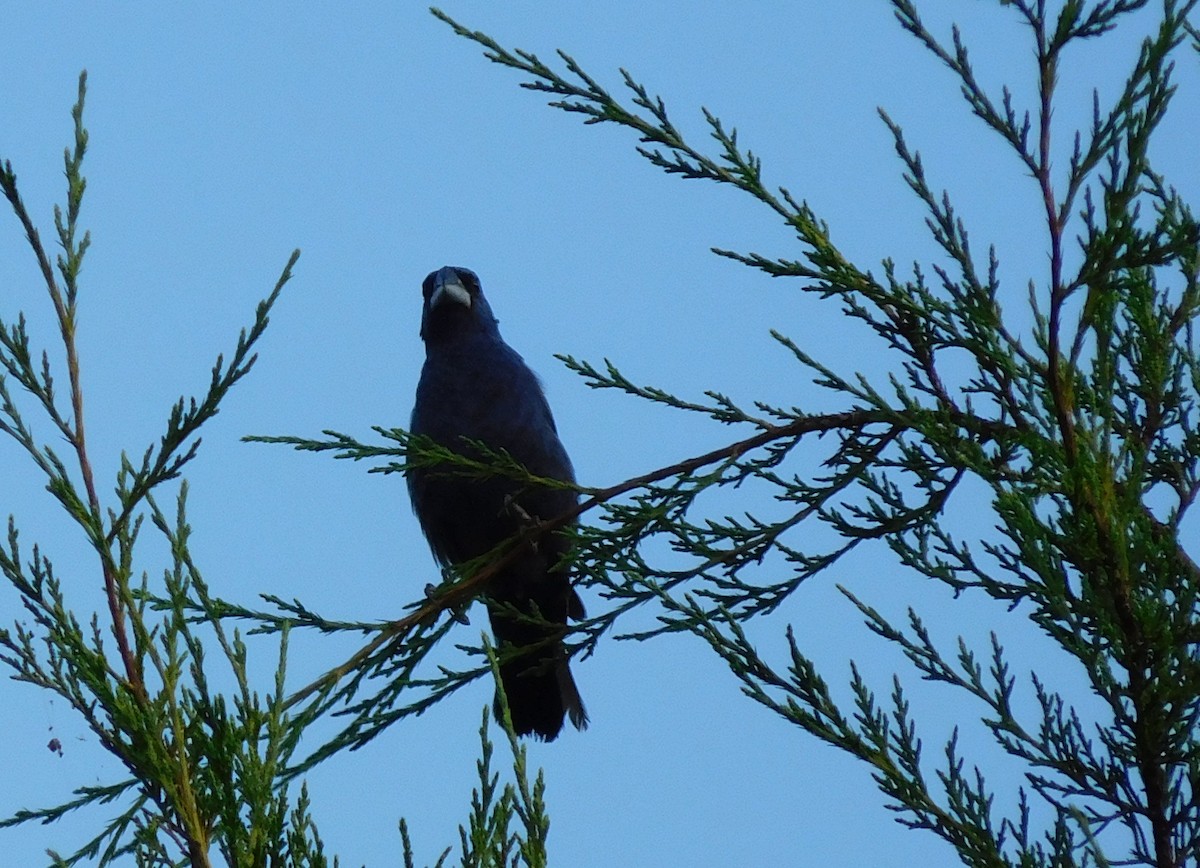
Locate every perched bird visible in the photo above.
<box><xmin>407</xmin><ymin>266</ymin><xmax>588</xmax><ymax>740</ymax></box>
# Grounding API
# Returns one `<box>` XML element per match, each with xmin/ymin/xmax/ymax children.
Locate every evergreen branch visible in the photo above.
<box><xmin>280</xmin><ymin>408</ymin><xmax>887</xmax><ymax>711</ymax></box>
<box><xmin>0</xmin><ymin>75</ymin><xmax>316</xmax><ymax>862</ymax></box>
<box><xmin>108</xmin><ymin>247</ymin><xmax>300</xmax><ymax>544</ymax></box>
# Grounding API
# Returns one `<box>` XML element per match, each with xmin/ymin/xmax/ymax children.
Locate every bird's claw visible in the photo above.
<box><xmin>502</xmin><ymin>494</ymin><xmax>541</xmax><ymax>550</ymax></box>
<box><xmin>425</xmin><ymin>582</ymin><xmax>469</xmax><ymax>623</ymax></box>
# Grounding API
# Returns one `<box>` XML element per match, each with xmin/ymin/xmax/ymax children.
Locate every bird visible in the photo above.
<box><xmin>407</xmin><ymin>265</ymin><xmax>588</xmax><ymax>740</ymax></box>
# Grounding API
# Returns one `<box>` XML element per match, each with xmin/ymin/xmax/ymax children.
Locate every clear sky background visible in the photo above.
<box><xmin>0</xmin><ymin>3</ymin><xmax>1195</xmax><ymax>866</ymax></box>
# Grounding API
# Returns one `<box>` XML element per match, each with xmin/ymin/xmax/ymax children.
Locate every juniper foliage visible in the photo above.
<box><xmin>2</xmin><ymin>2</ymin><xmax>1199</xmax><ymax>867</ymax></box>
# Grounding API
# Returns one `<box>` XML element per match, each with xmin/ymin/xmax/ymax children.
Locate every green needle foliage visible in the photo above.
<box><xmin>0</xmin><ymin>73</ymin><xmax>334</xmax><ymax>867</ymax></box>
<box><xmin>394</xmin><ymin>648</ymin><xmax>554</xmax><ymax>868</ymax></box>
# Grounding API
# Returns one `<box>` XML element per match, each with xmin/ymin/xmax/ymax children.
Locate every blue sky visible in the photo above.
<box><xmin>0</xmin><ymin>3</ymin><xmax>1195</xmax><ymax>866</ymax></box>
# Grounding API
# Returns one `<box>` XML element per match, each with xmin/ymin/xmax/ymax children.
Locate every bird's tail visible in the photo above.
<box><xmin>494</xmin><ymin>653</ymin><xmax>588</xmax><ymax>741</ymax></box>
<box><xmin>490</xmin><ymin>593</ymin><xmax>588</xmax><ymax>741</ymax></box>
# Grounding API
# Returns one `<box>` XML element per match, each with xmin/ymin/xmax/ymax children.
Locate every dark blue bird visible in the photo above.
<box><xmin>407</xmin><ymin>266</ymin><xmax>588</xmax><ymax>740</ymax></box>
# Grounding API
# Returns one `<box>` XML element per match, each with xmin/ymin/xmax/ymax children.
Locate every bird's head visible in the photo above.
<box><xmin>419</xmin><ymin>265</ymin><xmax>500</xmax><ymax>342</ymax></box>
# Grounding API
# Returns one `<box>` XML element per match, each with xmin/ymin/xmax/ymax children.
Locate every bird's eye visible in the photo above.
<box><xmin>457</xmin><ymin>269</ymin><xmax>481</xmax><ymax>295</ymax></box>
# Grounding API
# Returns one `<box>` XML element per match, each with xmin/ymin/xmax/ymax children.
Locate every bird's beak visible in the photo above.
<box><xmin>430</xmin><ymin>267</ymin><xmax>472</xmax><ymax>310</ymax></box>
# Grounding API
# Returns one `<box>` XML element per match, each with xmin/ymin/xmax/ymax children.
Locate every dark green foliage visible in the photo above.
<box><xmin>0</xmin><ymin>74</ymin><xmax>329</xmax><ymax>867</ymax></box>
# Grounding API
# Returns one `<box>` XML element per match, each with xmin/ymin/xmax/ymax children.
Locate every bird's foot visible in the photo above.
<box><xmin>501</xmin><ymin>495</ymin><xmax>542</xmax><ymax>550</ymax></box>
<box><xmin>425</xmin><ymin>581</ymin><xmax>470</xmax><ymax>624</ymax></box>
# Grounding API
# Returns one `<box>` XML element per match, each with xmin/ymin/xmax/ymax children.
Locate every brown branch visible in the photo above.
<box><xmin>285</xmin><ymin>408</ymin><xmax>886</xmax><ymax>708</ymax></box>
<box><xmin>62</xmin><ymin>297</ymin><xmax>144</xmax><ymax>698</ymax></box>
<box><xmin>1036</xmin><ymin>36</ymin><xmax>1078</xmax><ymax>472</ymax></box>
<box><xmin>1029</xmin><ymin>23</ymin><xmax>1173</xmax><ymax>865</ymax></box>
<box><xmin>1</xmin><ymin>163</ymin><xmax>144</xmax><ymax>700</ymax></box>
